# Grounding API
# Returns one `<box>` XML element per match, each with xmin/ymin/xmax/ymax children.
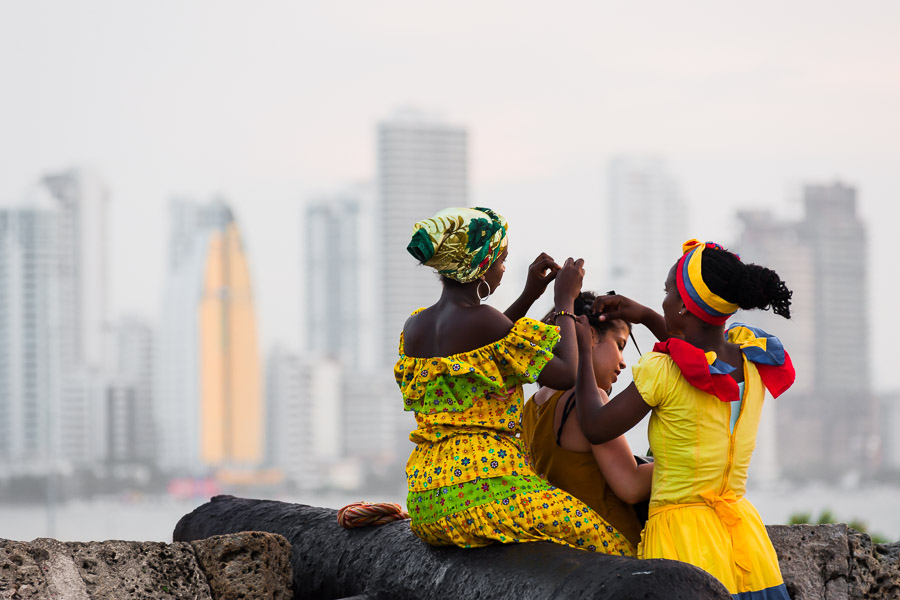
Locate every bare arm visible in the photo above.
<box><xmin>535</xmin><ymin>258</ymin><xmax>584</xmax><ymax>390</ymax></box>
<box><xmin>572</xmin><ymin>316</ymin><xmax>652</xmax><ymax>443</ymax></box>
<box><xmin>558</xmin><ymin>318</ymin><xmax>651</xmax><ymax>501</ymax></box>
<box><xmin>589</xmin><ymin>437</ymin><xmax>653</xmax><ymax>504</ymax></box>
<box><xmin>504</xmin><ymin>253</ymin><xmax>560</xmax><ymax>322</ymax></box>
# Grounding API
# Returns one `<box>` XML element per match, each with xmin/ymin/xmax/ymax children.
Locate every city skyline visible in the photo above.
<box><xmin>1</xmin><ymin>1</ymin><xmax>898</xmax><ymax>392</ymax></box>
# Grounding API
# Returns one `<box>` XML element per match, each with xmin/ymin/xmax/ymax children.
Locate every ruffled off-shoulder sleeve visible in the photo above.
<box><xmin>394</xmin><ymin>317</ymin><xmax>560</xmax><ymax>413</ymax></box>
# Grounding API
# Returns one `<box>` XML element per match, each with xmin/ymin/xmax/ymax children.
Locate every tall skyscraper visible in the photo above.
<box><xmin>608</xmin><ymin>157</ymin><xmax>687</xmax><ymax>305</ymax></box>
<box><xmin>377</xmin><ymin>109</ymin><xmax>468</xmax><ymax>364</ymax></box>
<box><xmin>304</xmin><ymin>184</ymin><xmax>378</xmax><ymax>371</ymax></box>
<box><xmin>0</xmin><ymin>205</ymin><xmax>60</xmax><ymax>471</ymax></box>
<box><xmin>157</xmin><ymin>198</ymin><xmax>263</xmax><ymax>473</ymax></box>
<box><xmin>37</xmin><ymin>169</ymin><xmax>110</xmax><ymax>468</ymax></box>
<box><xmin>39</xmin><ymin>169</ymin><xmax>109</xmax><ymax>372</ymax></box>
<box><xmin>607</xmin><ymin>156</ymin><xmax>687</xmax><ymax>363</ymax></box>
<box><xmin>737</xmin><ymin>182</ymin><xmax>872</xmax><ymax>479</ymax></box>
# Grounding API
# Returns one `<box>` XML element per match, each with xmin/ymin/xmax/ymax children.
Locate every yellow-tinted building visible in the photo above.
<box><xmin>199</xmin><ymin>220</ymin><xmax>262</xmax><ymax>466</ymax></box>
<box><xmin>157</xmin><ymin>200</ymin><xmax>263</xmax><ymax>473</ymax></box>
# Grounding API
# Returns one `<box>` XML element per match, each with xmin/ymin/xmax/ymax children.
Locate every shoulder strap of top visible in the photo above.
<box><xmin>556</xmin><ymin>392</ymin><xmax>577</xmax><ymax>446</ymax></box>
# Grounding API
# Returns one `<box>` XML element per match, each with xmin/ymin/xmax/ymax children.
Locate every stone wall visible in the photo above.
<box><xmin>0</xmin><ymin>531</ymin><xmax>292</xmax><ymax>600</ymax></box>
<box><xmin>768</xmin><ymin>523</ymin><xmax>900</xmax><ymax>600</ymax></box>
<box><xmin>4</xmin><ymin>497</ymin><xmax>899</xmax><ymax>600</ymax></box>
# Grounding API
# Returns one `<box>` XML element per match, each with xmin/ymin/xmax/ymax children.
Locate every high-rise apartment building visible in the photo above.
<box><xmin>606</xmin><ymin>157</ymin><xmax>688</xmax><ymax>376</ymax></box>
<box><xmin>106</xmin><ymin>317</ymin><xmax>156</xmax><ymax>465</ymax></box>
<box><xmin>0</xmin><ymin>205</ymin><xmax>60</xmax><ymax>471</ymax></box>
<box><xmin>38</xmin><ymin>169</ymin><xmax>110</xmax><ymax>468</ymax></box>
<box><xmin>265</xmin><ymin>347</ymin><xmax>341</xmax><ymax>489</ymax></box>
<box><xmin>737</xmin><ymin>182</ymin><xmax>872</xmax><ymax>479</ymax></box>
<box><xmin>39</xmin><ymin>169</ymin><xmax>108</xmax><ymax>372</ymax></box>
<box><xmin>304</xmin><ymin>185</ymin><xmax>378</xmax><ymax>371</ymax></box>
<box><xmin>608</xmin><ymin>157</ymin><xmax>687</xmax><ymax>305</ymax></box>
<box><xmin>157</xmin><ymin>199</ymin><xmax>263</xmax><ymax>473</ymax></box>
<box><xmin>377</xmin><ymin>110</ymin><xmax>468</xmax><ymax>365</ymax></box>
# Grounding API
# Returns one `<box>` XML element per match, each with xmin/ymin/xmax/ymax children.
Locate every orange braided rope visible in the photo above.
<box><xmin>337</xmin><ymin>501</ymin><xmax>410</xmax><ymax>529</ymax></box>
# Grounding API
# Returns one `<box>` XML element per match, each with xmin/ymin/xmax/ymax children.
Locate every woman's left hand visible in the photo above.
<box><xmin>523</xmin><ymin>252</ymin><xmax>560</xmax><ymax>300</ymax></box>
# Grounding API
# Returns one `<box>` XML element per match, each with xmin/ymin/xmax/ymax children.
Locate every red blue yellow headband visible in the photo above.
<box><xmin>675</xmin><ymin>239</ymin><xmax>740</xmax><ymax>326</ymax></box>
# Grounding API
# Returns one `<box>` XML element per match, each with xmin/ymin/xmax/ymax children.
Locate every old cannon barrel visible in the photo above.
<box><xmin>174</xmin><ymin>495</ymin><xmax>731</xmax><ymax>600</ymax></box>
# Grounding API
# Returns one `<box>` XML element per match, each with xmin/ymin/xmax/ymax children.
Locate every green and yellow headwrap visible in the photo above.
<box><xmin>406</xmin><ymin>207</ymin><xmax>508</xmax><ymax>283</ymax></box>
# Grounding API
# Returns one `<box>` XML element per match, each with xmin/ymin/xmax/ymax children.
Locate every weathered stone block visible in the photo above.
<box><xmin>0</xmin><ymin>537</ymin><xmax>210</xmax><ymax>600</ymax></box>
<box><xmin>191</xmin><ymin>531</ymin><xmax>293</xmax><ymax>600</ymax></box>
<box><xmin>768</xmin><ymin>523</ymin><xmax>900</xmax><ymax>600</ymax></box>
<box><xmin>0</xmin><ymin>532</ymin><xmax>294</xmax><ymax>600</ymax></box>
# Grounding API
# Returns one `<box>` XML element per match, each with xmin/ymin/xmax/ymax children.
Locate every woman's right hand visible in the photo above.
<box><xmin>591</xmin><ymin>293</ymin><xmax>648</xmax><ymax>324</ymax></box>
<box><xmin>553</xmin><ymin>257</ymin><xmax>584</xmax><ymax>308</ymax></box>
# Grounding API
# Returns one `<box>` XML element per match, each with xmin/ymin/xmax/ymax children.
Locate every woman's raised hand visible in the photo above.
<box><xmin>553</xmin><ymin>257</ymin><xmax>585</xmax><ymax>308</ymax></box>
<box><xmin>591</xmin><ymin>293</ymin><xmax>645</xmax><ymax>324</ymax></box>
<box><xmin>522</xmin><ymin>252</ymin><xmax>561</xmax><ymax>301</ymax></box>
<box><xmin>593</xmin><ymin>293</ymin><xmax>670</xmax><ymax>342</ymax></box>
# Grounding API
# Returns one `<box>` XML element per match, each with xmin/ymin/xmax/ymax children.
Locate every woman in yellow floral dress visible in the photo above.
<box><xmin>396</xmin><ymin>207</ymin><xmax>633</xmax><ymax>555</ymax></box>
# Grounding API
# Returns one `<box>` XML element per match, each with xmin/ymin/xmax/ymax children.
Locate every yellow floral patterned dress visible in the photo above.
<box><xmin>394</xmin><ymin>310</ymin><xmax>634</xmax><ymax>555</ymax></box>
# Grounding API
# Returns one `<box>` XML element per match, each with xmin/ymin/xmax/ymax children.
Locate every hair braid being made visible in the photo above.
<box><xmin>701</xmin><ymin>247</ymin><xmax>793</xmax><ymax>319</ymax></box>
<box><xmin>542</xmin><ymin>291</ymin><xmax>631</xmax><ymax>337</ymax></box>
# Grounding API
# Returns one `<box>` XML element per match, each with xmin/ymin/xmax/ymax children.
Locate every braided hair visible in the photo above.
<box><xmin>542</xmin><ymin>291</ymin><xmax>632</xmax><ymax>338</ymax></box>
<box><xmin>700</xmin><ymin>247</ymin><xmax>793</xmax><ymax>319</ymax></box>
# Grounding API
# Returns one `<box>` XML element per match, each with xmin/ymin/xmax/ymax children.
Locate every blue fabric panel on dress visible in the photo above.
<box><xmin>729</xmin><ymin>382</ymin><xmax>744</xmax><ymax>435</ymax></box>
<box><xmin>733</xmin><ymin>583</ymin><xmax>791</xmax><ymax>600</ymax></box>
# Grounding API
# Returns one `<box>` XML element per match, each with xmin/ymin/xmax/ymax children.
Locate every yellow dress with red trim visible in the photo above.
<box><xmin>632</xmin><ymin>323</ymin><xmax>795</xmax><ymax>599</ymax></box>
<box><xmin>395</xmin><ymin>310</ymin><xmax>634</xmax><ymax>555</ymax></box>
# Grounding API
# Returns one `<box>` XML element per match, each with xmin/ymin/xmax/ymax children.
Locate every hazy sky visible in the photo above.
<box><xmin>2</xmin><ymin>1</ymin><xmax>898</xmax><ymax>390</ymax></box>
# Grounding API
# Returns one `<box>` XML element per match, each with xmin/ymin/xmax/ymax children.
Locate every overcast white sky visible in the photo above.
<box><xmin>1</xmin><ymin>1</ymin><xmax>898</xmax><ymax>390</ymax></box>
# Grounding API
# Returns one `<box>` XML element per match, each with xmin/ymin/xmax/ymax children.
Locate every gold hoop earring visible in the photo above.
<box><xmin>477</xmin><ymin>279</ymin><xmax>492</xmax><ymax>303</ymax></box>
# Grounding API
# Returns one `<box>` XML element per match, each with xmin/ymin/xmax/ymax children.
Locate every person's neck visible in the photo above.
<box><xmin>682</xmin><ymin>324</ymin><xmax>728</xmax><ymax>353</ymax></box>
<box><xmin>439</xmin><ymin>282</ymin><xmax>481</xmax><ymax>308</ymax></box>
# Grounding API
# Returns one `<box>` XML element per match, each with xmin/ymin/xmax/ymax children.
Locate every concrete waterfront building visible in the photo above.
<box><xmin>106</xmin><ymin>317</ymin><xmax>156</xmax><ymax>465</ymax></box>
<box><xmin>737</xmin><ymin>182</ymin><xmax>872</xmax><ymax>480</ymax></box>
<box><xmin>0</xmin><ymin>205</ymin><xmax>60</xmax><ymax>471</ymax></box>
<box><xmin>157</xmin><ymin>198</ymin><xmax>263</xmax><ymax>473</ymax></box>
<box><xmin>377</xmin><ymin>109</ymin><xmax>468</xmax><ymax>365</ymax></box>
<box><xmin>265</xmin><ymin>346</ymin><xmax>341</xmax><ymax>489</ymax></box>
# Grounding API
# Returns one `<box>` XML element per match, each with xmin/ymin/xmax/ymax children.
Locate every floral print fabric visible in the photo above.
<box><xmin>410</xmin><ymin>485</ymin><xmax>633</xmax><ymax>555</ymax></box>
<box><xmin>396</xmin><ymin>312</ymin><xmax>634</xmax><ymax>555</ymax></box>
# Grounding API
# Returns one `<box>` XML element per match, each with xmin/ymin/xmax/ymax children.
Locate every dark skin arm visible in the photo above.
<box><xmin>504</xmin><ymin>253</ymin><xmax>560</xmax><ymax>322</ymax></box>
<box><xmin>403</xmin><ymin>257</ymin><xmax>583</xmax><ymax>390</ymax></box>
<box><xmin>533</xmin><ymin>257</ymin><xmax>585</xmax><ymax>390</ymax></box>
<box><xmin>592</xmin><ymin>294</ymin><xmax>669</xmax><ymax>342</ymax></box>
<box><xmin>574</xmin><ymin>314</ymin><xmax>652</xmax><ymax>444</ymax></box>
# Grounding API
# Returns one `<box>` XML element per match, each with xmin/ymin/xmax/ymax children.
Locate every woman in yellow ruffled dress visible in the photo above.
<box><xmin>574</xmin><ymin>240</ymin><xmax>795</xmax><ymax>599</ymax></box>
<box><xmin>396</xmin><ymin>207</ymin><xmax>633</xmax><ymax>555</ymax></box>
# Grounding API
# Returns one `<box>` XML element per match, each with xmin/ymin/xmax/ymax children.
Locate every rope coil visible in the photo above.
<box><xmin>337</xmin><ymin>501</ymin><xmax>410</xmax><ymax>529</ymax></box>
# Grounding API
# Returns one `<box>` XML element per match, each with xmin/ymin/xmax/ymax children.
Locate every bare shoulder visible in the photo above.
<box><xmin>451</xmin><ymin>305</ymin><xmax>514</xmax><ymax>350</ymax></box>
<box><xmin>404</xmin><ymin>304</ymin><xmax>515</xmax><ymax>357</ymax></box>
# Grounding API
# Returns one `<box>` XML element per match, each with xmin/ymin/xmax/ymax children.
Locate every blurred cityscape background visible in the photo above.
<box><xmin>1</xmin><ymin>1</ymin><xmax>898</xmax><ymax>541</ymax></box>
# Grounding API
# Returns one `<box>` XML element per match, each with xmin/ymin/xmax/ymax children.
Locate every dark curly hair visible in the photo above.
<box><xmin>542</xmin><ymin>291</ymin><xmax>631</xmax><ymax>338</ymax></box>
<box><xmin>699</xmin><ymin>247</ymin><xmax>793</xmax><ymax>319</ymax></box>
